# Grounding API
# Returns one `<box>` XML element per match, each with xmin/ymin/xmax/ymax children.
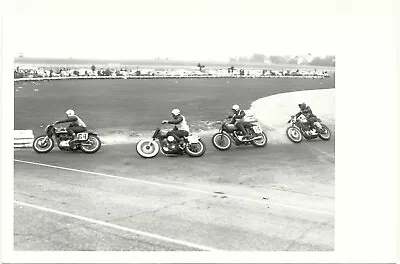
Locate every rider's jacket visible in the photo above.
<box><xmin>231</xmin><ymin>110</ymin><xmax>246</xmax><ymax>123</ymax></box>
<box><xmin>167</xmin><ymin>115</ymin><xmax>190</xmax><ymax>132</ymax></box>
<box><xmin>57</xmin><ymin>115</ymin><xmax>87</xmax><ymax>128</ymax></box>
<box><xmin>296</xmin><ymin>106</ymin><xmax>315</xmax><ymax>119</ymax></box>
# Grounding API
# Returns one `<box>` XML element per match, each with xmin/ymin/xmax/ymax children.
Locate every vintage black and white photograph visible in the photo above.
<box><xmin>11</xmin><ymin>15</ymin><xmax>336</xmax><ymax>251</ymax></box>
<box><xmin>1</xmin><ymin>0</ymin><xmax>398</xmax><ymax>263</ymax></box>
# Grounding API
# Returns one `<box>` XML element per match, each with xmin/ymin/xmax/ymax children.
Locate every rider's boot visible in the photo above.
<box><xmin>178</xmin><ymin>139</ymin><xmax>185</xmax><ymax>150</ymax></box>
<box><xmin>70</xmin><ymin>132</ymin><xmax>78</xmax><ymax>143</ymax></box>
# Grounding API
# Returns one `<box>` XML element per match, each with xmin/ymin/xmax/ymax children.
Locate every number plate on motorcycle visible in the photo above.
<box><xmin>77</xmin><ymin>132</ymin><xmax>88</xmax><ymax>140</ymax></box>
<box><xmin>253</xmin><ymin>126</ymin><xmax>262</xmax><ymax>134</ymax></box>
<box><xmin>187</xmin><ymin>135</ymin><xmax>199</xmax><ymax>143</ymax></box>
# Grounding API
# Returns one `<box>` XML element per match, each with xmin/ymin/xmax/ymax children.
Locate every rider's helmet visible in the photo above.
<box><xmin>232</xmin><ymin>104</ymin><xmax>240</xmax><ymax>113</ymax></box>
<box><xmin>65</xmin><ymin>109</ymin><xmax>75</xmax><ymax>117</ymax></box>
<box><xmin>171</xmin><ymin>108</ymin><xmax>180</xmax><ymax>117</ymax></box>
<box><xmin>298</xmin><ymin>103</ymin><xmax>306</xmax><ymax>110</ymax></box>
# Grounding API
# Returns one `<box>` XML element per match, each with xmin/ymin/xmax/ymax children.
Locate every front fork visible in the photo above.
<box><xmin>41</xmin><ymin>135</ymin><xmax>49</xmax><ymax>143</ymax></box>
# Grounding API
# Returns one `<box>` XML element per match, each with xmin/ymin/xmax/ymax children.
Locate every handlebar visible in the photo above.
<box><xmin>288</xmin><ymin>115</ymin><xmax>296</xmax><ymax>123</ymax></box>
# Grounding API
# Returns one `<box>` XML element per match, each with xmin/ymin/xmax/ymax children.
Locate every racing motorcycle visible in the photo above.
<box><xmin>286</xmin><ymin>114</ymin><xmax>331</xmax><ymax>143</ymax></box>
<box><xmin>211</xmin><ymin>117</ymin><xmax>268</xmax><ymax>151</ymax></box>
<box><xmin>32</xmin><ymin>123</ymin><xmax>102</xmax><ymax>154</ymax></box>
<box><xmin>136</xmin><ymin>123</ymin><xmax>206</xmax><ymax>158</ymax></box>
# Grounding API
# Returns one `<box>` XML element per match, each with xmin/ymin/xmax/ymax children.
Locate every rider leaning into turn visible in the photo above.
<box><xmin>230</xmin><ymin>104</ymin><xmax>251</xmax><ymax>139</ymax></box>
<box><xmin>55</xmin><ymin>109</ymin><xmax>87</xmax><ymax>143</ymax></box>
<box><xmin>162</xmin><ymin>109</ymin><xmax>190</xmax><ymax>149</ymax></box>
<box><xmin>295</xmin><ymin>103</ymin><xmax>322</xmax><ymax>132</ymax></box>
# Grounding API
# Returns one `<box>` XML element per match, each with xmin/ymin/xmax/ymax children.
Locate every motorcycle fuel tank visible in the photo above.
<box><xmin>225</xmin><ymin>124</ymin><xmax>237</xmax><ymax>133</ymax></box>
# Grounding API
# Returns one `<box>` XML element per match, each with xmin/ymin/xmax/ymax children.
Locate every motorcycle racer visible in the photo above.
<box><xmin>55</xmin><ymin>109</ymin><xmax>87</xmax><ymax>143</ymax></box>
<box><xmin>230</xmin><ymin>104</ymin><xmax>251</xmax><ymax>139</ymax></box>
<box><xmin>162</xmin><ymin>109</ymin><xmax>189</xmax><ymax>149</ymax></box>
<box><xmin>295</xmin><ymin>103</ymin><xmax>322</xmax><ymax>132</ymax></box>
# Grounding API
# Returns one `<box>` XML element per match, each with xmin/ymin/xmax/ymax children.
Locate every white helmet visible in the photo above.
<box><xmin>171</xmin><ymin>108</ymin><xmax>180</xmax><ymax>116</ymax></box>
<box><xmin>232</xmin><ymin>104</ymin><xmax>240</xmax><ymax>111</ymax></box>
<box><xmin>65</xmin><ymin>109</ymin><xmax>75</xmax><ymax>117</ymax></box>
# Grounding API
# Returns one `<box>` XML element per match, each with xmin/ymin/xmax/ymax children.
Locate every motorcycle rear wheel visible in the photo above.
<box><xmin>251</xmin><ymin>132</ymin><xmax>268</xmax><ymax>147</ymax></box>
<box><xmin>185</xmin><ymin>139</ymin><xmax>206</xmax><ymax>157</ymax></box>
<box><xmin>318</xmin><ymin>124</ymin><xmax>331</xmax><ymax>140</ymax></box>
<box><xmin>81</xmin><ymin>135</ymin><xmax>102</xmax><ymax>154</ymax></box>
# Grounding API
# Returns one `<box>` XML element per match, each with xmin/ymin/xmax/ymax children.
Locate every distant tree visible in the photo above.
<box><xmin>104</xmin><ymin>69</ymin><xmax>112</xmax><ymax>76</ymax></box>
<box><xmin>197</xmin><ymin>63</ymin><xmax>205</xmax><ymax>72</ymax></box>
<box><xmin>268</xmin><ymin>56</ymin><xmax>287</xmax><ymax>64</ymax></box>
<box><xmin>73</xmin><ymin>70</ymin><xmax>79</xmax><ymax>76</ymax></box>
<box><xmin>91</xmin><ymin>65</ymin><xmax>96</xmax><ymax>72</ymax></box>
<box><xmin>309</xmin><ymin>56</ymin><xmax>335</xmax><ymax>66</ymax></box>
<box><xmin>250</xmin><ymin>53</ymin><xmax>267</xmax><ymax>63</ymax></box>
<box><xmin>287</xmin><ymin>58</ymin><xmax>298</xmax><ymax>65</ymax></box>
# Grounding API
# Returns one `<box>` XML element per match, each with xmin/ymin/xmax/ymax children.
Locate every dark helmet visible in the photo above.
<box><xmin>298</xmin><ymin>102</ymin><xmax>306</xmax><ymax>110</ymax></box>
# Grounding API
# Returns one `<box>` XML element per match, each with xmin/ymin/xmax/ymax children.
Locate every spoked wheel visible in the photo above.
<box><xmin>286</xmin><ymin>127</ymin><xmax>303</xmax><ymax>143</ymax></box>
<box><xmin>136</xmin><ymin>139</ymin><xmax>160</xmax><ymax>158</ymax></box>
<box><xmin>80</xmin><ymin>135</ymin><xmax>102</xmax><ymax>154</ymax></box>
<box><xmin>251</xmin><ymin>132</ymin><xmax>268</xmax><ymax>147</ymax></box>
<box><xmin>32</xmin><ymin>135</ymin><xmax>55</xmax><ymax>153</ymax></box>
<box><xmin>211</xmin><ymin>132</ymin><xmax>232</xmax><ymax>151</ymax></box>
<box><xmin>185</xmin><ymin>139</ymin><xmax>206</xmax><ymax>157</ymax></box>
<box><xmin>318</xmin><ymin>124</ymin><xmax>331</xmax><ymax>140</ymax></box>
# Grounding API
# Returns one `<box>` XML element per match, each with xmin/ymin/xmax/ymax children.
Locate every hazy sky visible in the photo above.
<box><xmin>10</xmin><ymin>3</ymin><xmax>338</xmax><ymax>61</ymax></box>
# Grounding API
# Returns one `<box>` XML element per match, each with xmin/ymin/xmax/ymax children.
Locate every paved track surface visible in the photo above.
<box><xmin>14</xmin><ymin>132</ymin><xmax>335</xmax><ymax>251</ymax></box>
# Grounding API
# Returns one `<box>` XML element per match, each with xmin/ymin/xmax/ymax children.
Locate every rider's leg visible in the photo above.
<box><xmin>236</xmin><ymin>120</ymin><xmax>250</xmax><ymax>138</ymax></box>
<box><xmin>66</xmin><ymin>127</ymin><xmax>76</xmax><ymax>140</ymax></box>
<box><xmin>175</xmin><ymin>130</ymin><xmax>188</xmax><ymax>148</ymax></box>
<box><xmin>166</xmin><ymin>131</ymin><xmax>181</xmax><ymax>142</ymax></box>
<box><xmin>70</xmin><ymin>126</ymin><xmax>87</xmax><ymax>142</ymax></box>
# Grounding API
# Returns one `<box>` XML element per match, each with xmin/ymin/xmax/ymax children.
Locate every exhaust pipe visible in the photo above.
<box><xmin>251</xmin><ymin>135</ymin><xmax>262</xmax><ymax>140</ymax></box>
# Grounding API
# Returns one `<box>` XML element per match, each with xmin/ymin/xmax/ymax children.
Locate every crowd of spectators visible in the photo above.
<box><xmin>14</xmin><ymin>64</ymin><xmax>333</xmax><ymax>79</ymax></box>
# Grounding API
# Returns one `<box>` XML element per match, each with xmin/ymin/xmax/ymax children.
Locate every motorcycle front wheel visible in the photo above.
<box><xmin>286</xmin><ymin>127</ymin><xmax>303</xmax><ymax>143</ymax></box>
<box><xmin>136</xmin><ymin>139</ymin><xmax>160</xmax><ymax>158</ymax></box>
<box><xmin>32</xmin><ymin>135</ymin><xmax>55</xmax><ymax>153</ymax></box>
<box><xmin>211</xmin><ymin>132</ymin><xmax>232</xmax><ymax>151</ymax></box>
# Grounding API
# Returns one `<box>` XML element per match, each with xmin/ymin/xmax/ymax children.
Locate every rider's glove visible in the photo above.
<box><xmin>54</xmin><ymin>121</ymin><xmax>59</xmax><ymax>125</ymax></box>
<box><xmin>162</xmin><ymin>120</ymin><xmax>168</xmax><ymax>124</ymax></box>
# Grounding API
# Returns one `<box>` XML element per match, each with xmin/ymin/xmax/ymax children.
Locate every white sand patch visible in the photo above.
<box><xmin>100</xmin><ymin>129</ymin><xmax>218</xmax><ymax>145</ymax></box>
<box><xmin>100</xmin><ymin>134</ymin><xmax>142</xmax><ymax>145</ymax></box>
<box><xmin>250</xmin><ymin>88</ymin><xmax>335</xmax><ymax>144</ymax></box>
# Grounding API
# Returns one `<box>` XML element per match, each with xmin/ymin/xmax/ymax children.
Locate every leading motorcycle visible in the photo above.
<box><xmin>286</xmin><ymin>114</ymin><xmax>331</xmax><ymax>143</ymax></box>
<box><xmin>136</xmin><ymin>123</ymin><xmax>206</xmax><ymax>158</ymax></box>
<box><xmin>211</xmin><ymin>117</ymin><xmax>268</xmax><ymax>151</ymax></box>
<box><xmin>32</xmin><ymin>123</ymin><xmax>102</xmax><ymax>154</ymax></box>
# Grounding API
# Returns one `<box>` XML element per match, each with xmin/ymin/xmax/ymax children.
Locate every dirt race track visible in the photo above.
<box><xmin>13</xmin><ymin>129</ymin><xmax>335</xmax><ymax>251</ymax></box>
